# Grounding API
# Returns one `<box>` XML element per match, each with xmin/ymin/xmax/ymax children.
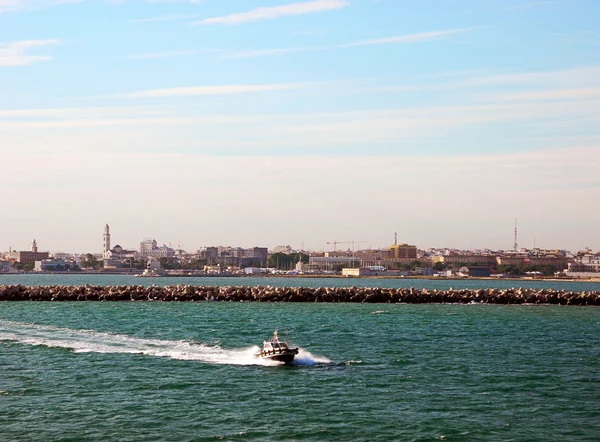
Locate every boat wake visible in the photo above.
<box><xmin>0</xmin><ymin>320</ymin><xmax>329</xmax><ymax>367</ymax></box>
<box><xmin>292</xmin><ymin>349</ymin><xmax>331</xmax><ymax>366</ymax></box>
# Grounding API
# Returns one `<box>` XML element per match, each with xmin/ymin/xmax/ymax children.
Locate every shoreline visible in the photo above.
<box><xmin>2</xmin><ymin>272</ymin><xmax>600</xmax><ymax>283</ymax></box>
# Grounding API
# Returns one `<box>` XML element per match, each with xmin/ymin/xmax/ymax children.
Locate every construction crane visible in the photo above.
<box><xmin>326</xmin><ymin>240</ymin><xmax>345</xmax><ymax>252</ymax></box>
<box><xmin>326</xmin><ymin>240</ymin><xmax>367</xmax><ymax>252</ymax></box>
<box><xmin>348</xmin><ymin>240</ymin><xmax>367</xmax><ymax>251</ymax></box>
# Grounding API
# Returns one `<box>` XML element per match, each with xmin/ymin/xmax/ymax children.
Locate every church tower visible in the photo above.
<box><xmin>103</xmin><ymin>224</ymin><xmax>111</xmax><ymax>254</ymax></box>
<box><xmin>32</xmin><ymin>239</ymin><xmax>38</xmax><ymax>253</ymax></box>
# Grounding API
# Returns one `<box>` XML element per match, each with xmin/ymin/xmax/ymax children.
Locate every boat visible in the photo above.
<box><xmin>134</xmin><ymin>269</ymin><xmax>165</xmax><ymax>277</ymax></box>
<box><xmin>255</xmin><ymin>330</ymin><xmax>299</xmax><ymax>364</ymax></box>
<box><xmin>135</xmin><ymin>257</ymin><xmax>166</xmax><ymax>277</ymax></box>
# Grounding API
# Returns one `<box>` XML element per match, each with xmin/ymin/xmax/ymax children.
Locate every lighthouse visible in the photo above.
<box><xmin>103</xmin><ymin>224</ymin><xmax>111</xmax><ymax>256</ymax></box>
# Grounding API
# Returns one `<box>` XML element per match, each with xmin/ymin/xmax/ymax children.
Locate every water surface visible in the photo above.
<box><xmin>1</xmin><ymin>302</ymin><xmax>598</xmax><ymax>441</ymax></box>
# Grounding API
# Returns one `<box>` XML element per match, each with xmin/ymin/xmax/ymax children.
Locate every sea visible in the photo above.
<box><xmin>1</xmin><ymin>275</ymin><xmax>599</xmax><ymax>441</ymax></box>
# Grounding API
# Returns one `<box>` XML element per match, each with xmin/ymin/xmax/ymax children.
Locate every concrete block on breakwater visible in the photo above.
<box><xmin>0</xmin><ymin>285</ymin><xmax>599</xmax><ymax>305</ymax></box>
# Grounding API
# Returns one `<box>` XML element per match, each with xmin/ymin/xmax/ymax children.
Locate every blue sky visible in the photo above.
<box><xmin>1</xmin><ymin>0</ymin><xmax>599</xmax><ymax>253</ymax></box>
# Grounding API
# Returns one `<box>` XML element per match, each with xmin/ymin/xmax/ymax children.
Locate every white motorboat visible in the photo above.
<box><xmin>255</xmin><ymin>330</ymin><xmax>299</xmax><ymax>364</ymax></box>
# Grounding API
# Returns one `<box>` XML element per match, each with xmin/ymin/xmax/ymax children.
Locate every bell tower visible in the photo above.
<box><xmin>32</xmin><ymin>239</ymin><xmax>38</xmax><ymax>253</ymax></box>
<box><xmin>103</xmin><ymin>224</ymin><xmax>111</xmax><ymax>254</ymax></box>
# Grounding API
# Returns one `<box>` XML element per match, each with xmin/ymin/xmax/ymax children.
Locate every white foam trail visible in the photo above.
<box><xmin>0</xmin><ymin>320</ymin><xmax>285</xmax><ymax>366</ymax></box>
<box><xmin>292</xmin><ymin>349</ymin><xmax>331</xmax><ymax>366</ymax></box>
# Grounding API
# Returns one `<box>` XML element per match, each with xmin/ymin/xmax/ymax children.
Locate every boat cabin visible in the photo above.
<box><xmin>262</xmin><ymin>331</ymin><xmax>292</xmax><ymax>352</ymax></box>
<box><xmin>263</xmin><ymin>340</ymin><xmax>290</xmax><ymax>351</ymax></box>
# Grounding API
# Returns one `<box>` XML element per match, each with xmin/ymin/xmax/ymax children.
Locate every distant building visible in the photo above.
<box><xmin>342</xmin><ymin>268</ymin><xmax>371</xmax><ymax>277</ymax></box>
<box><xmin>102</xmin><ymin>225</ymin><xmax>139</xmax><ymax>267</ymax></box>
<box><xmin>246</xmin><ymin>247</ymin><xmax>268</xmax><ymax>263</ymax></box>
<box><xmin>50</xmin><ymin>251</ymin><xmax>71</xmax><ymax>260</ymax></box>
<box><xmin>103</xmin><ymin>224</ymin><xmax>111</xmax><ymax>258</ymax></box>
<box><xmin>309</xmin><ymin>256</ymin><xmax>359</xmax><ymax>270</ymax></box>
<box><xmin>272</xmin><ymin>245</ymin><xmax>293</xmax><ymax>254</ymax></box>
<box><xmin>140</xmin><ymin>238</ymin><xmax>174</xmax><ymax>258</ymax></box>
<box><xmin>387</xmin><ymin>243</ymin><xmax>417</xmax><ymax>259</ymax></box>
<box><xmin>0</xmin><ymin>261</ymin><xmax>13</xmax><ymax>272</ymax></box>
<box><xmin>577</xmin><ymin>254</ymin><xmax>600</xmax><ymax>272</ymax></box>
<box><xmin>140</xmin><ymin>238</ymin><xmax>157</xmax><ymax>256</ymax></box>
<box><xmin>457</xmin><ymin>266</ymin><xmax>492</xmax><ymax>278</ymax></box>
<box><xmin>34</xmin><ymin>259</ymin><xmax>69</xmax><ymax>272</ymax></box>
<box><xmin>200</xmin><ymin>246</ymin><xmax>268</xmax><ymax>267</ymax></box>
<box><xmin>5</xmin><ymin>239</ymin><xmax>50</xmax><ymax>264</ymax></box>
<box><xmin>432</xmin><ymin>255</ymin><xmax>496</xmax><ymax>267</ymax></box>
<box><xmin>496</xmin><ymin>256</ymin><xmax>569</xmax><ymax>270</ymax></box>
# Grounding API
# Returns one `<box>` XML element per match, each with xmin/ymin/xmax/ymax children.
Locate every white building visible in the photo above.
<box><xmin>580</xmin><ymin>254</ymin><xmax>600</xmax><ymax>271</ymax></box>
<box><xmin>272</xmin><ymin>245</ymin><xmax>293</xmax><ymax>254</ymax></box>
<box><xmin>140</xmin><ymin>238</ymin><xmax>157</xmax><ymax>256</ymax></box>
<box><xmin>140</xmin><ymin>238</ymin><xmax>174</xmax><ymax>258</ymax></box>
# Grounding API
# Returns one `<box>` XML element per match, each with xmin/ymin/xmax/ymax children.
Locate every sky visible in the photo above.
<box><xmin>1</xmin><ymin>0</ymin><xmax>599</xmax><ymax>254</ymax></box>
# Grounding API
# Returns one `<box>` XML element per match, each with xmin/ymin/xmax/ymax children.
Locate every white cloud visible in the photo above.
<box><xmin>192</xmin><ymin>0</ymin><xmax>349</xmax><ymax>25</ymax></box>
<box><xmin>508</xmin><ymin>1</ymin><xmax>563</xmax><ymax>10</ymax></box>
<box><xmin>128</xmin><ymin>14</ymin><xmax>198</xmax><ymax>24</ymax></box>
<box><xmin>481</xmin><ymin>87</ymin><xmax>600</xmax><ymax>102</ymax></box>
<box><xmin>128</xmin><ymin>49</ymin><xmax>221</xmax><ymax>60</ymax></box>
<box><xmin>220</xmin><ymin>28</ymin><xmax>476</xmax><ymax>59</ymax></box>
<box><xmin>0</xmin><ymin>39</ymin><xmax>59</xmax><ymax>66</ymax></box>
<box><xmin>0</xmin><ymin>0</ymin><xmax>80</xmax><ymax>13</ymax></box>
<box><xmin>0</xmin><ymin>106</ymin><xmax>174</xmax><ymax>119</ymax></box>
<box><xmin>3</xmin><ymin>96</ymin><xmax>599</xmax><ymax>144</ymax></box>
<box><xmin>343</xmin><ymin>28</ymin><xmax>474</xmax><ymax>47</ymax></box>
<box><xmin>376</xmin><ymin>66</ymin><xmax>600</xmax><ymax>94</ymax></box>
<box><xmin>0</xmin><ymin>0</ymin><xmax>29</xmax><ymax>12</ymax></box>
<box><xmin>222</xmin><ymin>47</ymin><xmax>309</xmax><ymax>59</ymax></box>
<box><xmin>102</xmin><ymin>83</ymin><xmax>315</xmax><ymax>99</ymax></box>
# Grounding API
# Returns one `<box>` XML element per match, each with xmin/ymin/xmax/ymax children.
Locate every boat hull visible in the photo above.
<box><xmin>255</xmin><ymin>349</ymin><xmax>298</xmax><ymax>365</ymax></box>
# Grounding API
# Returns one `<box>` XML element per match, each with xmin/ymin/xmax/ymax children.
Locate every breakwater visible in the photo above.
<box><xmin>1</xmin><ymin>284</ymin><xmax>599</xmax><ymax>305</ymax></box>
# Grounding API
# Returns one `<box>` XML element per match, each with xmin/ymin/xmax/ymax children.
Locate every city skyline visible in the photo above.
<box><xmin>2</xmin><ymin>0</ymin><xmax>599</xmax><ymax>252</ymax></box>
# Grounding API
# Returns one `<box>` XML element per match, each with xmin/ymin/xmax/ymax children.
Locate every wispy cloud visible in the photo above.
<box><xmin>128</xmin><ymin>14</ymin><xmax>199</xmax><ymax>24</ymax></box>
<box><xmin>192</xmin><ymin>0</ymin><xmax>349</xmax><ymax>25</ymax></box>
<box><xmin>482</xmin><ymin>87</ymin><xmax>600</xmax><ymax>102</ymax></box>
<box><xmin>104</xmin><ymin>83</ymin><xmax>314</xmax><ymax>99</ymax></box>
<box><xmin>342</xmin><ymin>28</ymin><xmax>474</xmax><ymax>47</ymax></box>
<box><xmin>221</xmin><ymin>28</ymin><xmax>475</xmax><ymax>59</ymax></box>
<box><xmin>222</xmin><ymin>47</ymin><xmax>310</xmax><ymax>59</ymax></box>
<box><xmin>0</xmin><ymin>0</ymin><xmax>81</xmax><ymax>13</ymax></box>
<box><xmin>291</xmin><ymin>29</ymin><xmax>325</xmax><ymax>36</ymax></box>
<box><xmin>0</xmin><ymin>0</ymin><xmax>31</xmax><ymax>13</ymax></box>
<box><xmin>6</xmin><ymin>96</ymin><xmax>599</xmax><ymax>134</ymax></box>
<box><xmin>128</xmin><ymin>49</ymin><xmax>221</xmax><ymax>60</ymax></box>
<box><xmin>508</xmin><ymin>1</ymin><xmax>563</xmax><ymax>10</ymax></box>
<box><xmin>375</xmin><ymin>66</ymin><xmax>600</xmax><ymax>94</ymax></box>
<box><xmin>0</xmin><ymin>39</ymin><xmax>59</xmax><ymax>67</ymax></box>
<box><xmin>0</xmin><ymin>106</ymin><xmax>173</xmax><ymax>119</ymax></box>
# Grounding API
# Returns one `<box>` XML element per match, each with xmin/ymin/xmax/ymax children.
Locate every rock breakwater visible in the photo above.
<box><xmin>0</xmin><ymin>285</ymin><xmax>599</xmax><ymax>305</ymax></box>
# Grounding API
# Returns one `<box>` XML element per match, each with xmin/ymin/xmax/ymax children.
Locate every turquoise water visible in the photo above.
<box><xmin>1</xmin><ymin>273</ymin><xmax>600</xmax><ymax>292</ymax></box>
<box><xmin>1</xmin><ymin>301</ymin><xmax>599</xmax><ymax>441</ymax></box>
